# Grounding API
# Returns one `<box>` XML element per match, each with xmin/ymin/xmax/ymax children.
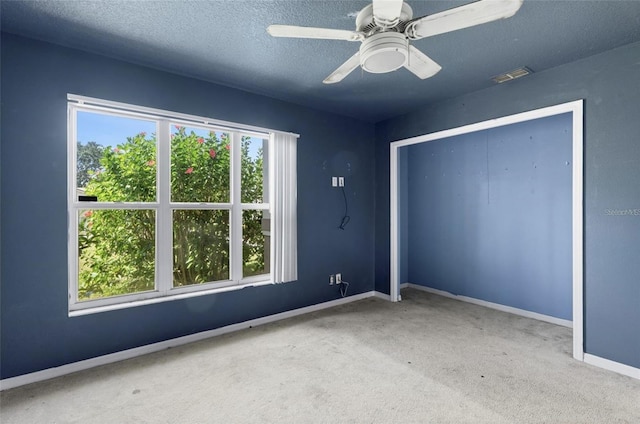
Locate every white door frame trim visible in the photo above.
<box><xmin>389</xmin><ymin>100</ymin><xmax>584</xmax><ymax>361</ymax></box>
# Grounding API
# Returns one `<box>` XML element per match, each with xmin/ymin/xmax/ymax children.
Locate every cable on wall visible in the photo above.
<box><xmin>339</xmin><ymin>186</ymin><xmax>351</xmax><ymax>230</ymax></box>
<box><xmin>339</xmin><ymin>280</ymin><xmax>350</xmax><ymax>297</ymax></box>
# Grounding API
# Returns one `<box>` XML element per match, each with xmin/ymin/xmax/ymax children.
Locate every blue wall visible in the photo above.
<box><xmin>2</xmin><ymin>32</ymin><xmax>638</xmax><ymax>379</ymax></box>
<box><xmin>376</xmin><ymin>41</ymin><xmax>640</xmax><ymax>368</ymax></box>
<box><xmin>401</xmin><ymin>114</ymin><xmax>572</xmax><ymax>320</ymax></box>
<box><xmin>0</xmin><ymin>33</ymin><xmax>375</xmax><ymax>379</ymax></box>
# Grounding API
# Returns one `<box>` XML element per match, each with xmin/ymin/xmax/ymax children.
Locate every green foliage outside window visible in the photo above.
<box><xmin>77</xmin><ymin>128</ymin><xmax>266</xmax><ymax>301</ymax></box>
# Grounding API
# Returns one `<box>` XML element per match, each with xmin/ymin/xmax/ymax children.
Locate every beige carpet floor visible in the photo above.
<box><xmin>1</xmin><ymin>288</ymin><xmax>639</xmax><ymax>423</ymax></box>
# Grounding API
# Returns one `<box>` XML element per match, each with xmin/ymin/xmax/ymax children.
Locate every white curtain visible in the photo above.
<box><xmin>270</xmin><ymin>132</ymin><xmax>298</xmax><ymax>283</ymax></box>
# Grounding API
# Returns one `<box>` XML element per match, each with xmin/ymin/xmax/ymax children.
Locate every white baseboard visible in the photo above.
<box><xmin>0</xmin><ymin>291</ymin><xmax>377</xmax><ymax>391</ymax></box>
<box><xmin>373</xmin><ymin>291</ymin><xmax>391</xmax><ymax>301</ymax></box>
<box><xmin>5</xmin><ymin>288</ymin><xmax>635</xmax><ymax>390</ymax></box>
<box><xmin>404</xmin><ymin>283</ymin><xmax>573</xmax><ymax>328</ymax></box>
<box><xmin>371</xmin><ymin>285</ymin><xmax>407</xmax><ymax>301</ymax></box>
<box><xmin>584</xmin><ymin>354</ymin><xmax>640</xmax><ymax>380</ymax></box>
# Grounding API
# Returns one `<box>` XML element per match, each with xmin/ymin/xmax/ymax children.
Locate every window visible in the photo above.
<box><xmin>68</xmin><ymin>95</ymin><xmax>297</xmax><ymax>313</ymax></box>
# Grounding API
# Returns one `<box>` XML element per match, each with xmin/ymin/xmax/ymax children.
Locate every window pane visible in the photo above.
<box><xmin>173</xmin><ymin>210</ymin><xmax>230</xmax><ymax>286</ymax></box>
<box><xmin>78</xmin><ymin>209</ymin><xmax>156</xmax><ymax>301</ymax></box>
<box><xmin>243</xmin><ymin>210</ymin><xmax>270</xmax><ymax>278</ymax></box>
<box><xmin>241</xmin><ymin>136</ymin><xmax>268</xmax><ymax>204</ymax></box>
<box><xmin>76</xmin><ymin>111</ymin><xmax>157</xmax><ymax>202</ymax></box>
<box><xmin>171</xmin><ymin>125</ymin><xmax>230</xmax><ymax>202</ymax></box>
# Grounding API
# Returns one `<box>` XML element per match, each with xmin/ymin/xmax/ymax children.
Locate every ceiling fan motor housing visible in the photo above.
<box><xmin>355</xmin><ymin>3</ymin><xmax>414</xmax><ymax>33</ymax></box>
<box><xmin>359</xmin><ymin>32</ymin><xmax>408</xmax><ymax>74</ymax></box>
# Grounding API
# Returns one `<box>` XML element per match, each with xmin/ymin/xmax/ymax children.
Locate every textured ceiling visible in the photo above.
<box><xmin>2</xmin><ymin>0</ymin><xmax>640</xmax><ymax>122</ymax></box>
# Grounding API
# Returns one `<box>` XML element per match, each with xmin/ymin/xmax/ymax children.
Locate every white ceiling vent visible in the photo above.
<box><xmin>492</xmin><ymin>67</ymin><xmax>532</xmax><ymax>83</ymax></box>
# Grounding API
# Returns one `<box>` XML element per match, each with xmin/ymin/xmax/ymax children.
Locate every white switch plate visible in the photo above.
<box><xmin>332</xmin><ymin>177</ymin><xmax>338</xmax><ymax>187</ymax></box>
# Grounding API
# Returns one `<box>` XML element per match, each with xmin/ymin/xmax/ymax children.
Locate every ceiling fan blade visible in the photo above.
<box><xmin>406</xmin><ymin>0</ymin><xmax>523</xmax><ymax>40</ymax></box>
<box><xmin>404</xmin><ymin>46</ymin><xmax>442</xmax><ymax>79</ymax></box>
<box><xmin>267</xmin><ymin>25</ymin><xmax>364</xmax><ymax>42</ymax></box>
<box><xmin>323</xmin><ymin>52</ymin><xmax>361</xmax><ymax>84</ymax></box>
<box><xmin>372</xmin><ymin>0</ymin><xmax>404</xmax><ymax>27</ymax></box>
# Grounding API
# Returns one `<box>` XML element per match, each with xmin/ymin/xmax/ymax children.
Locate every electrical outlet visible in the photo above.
<box><xmin>338</xmin><ymin>177</ymin><xmax>345</xmax><ymax>187</ymax></box>
<box><xmin>336</xmin><ymin>273</ymin><xmax>342</xmax><ymax>284</ymax></box>
<box><xmin>331</xmin><ymin>177</ymin><xmax>338</xmax><ymax>187</ymax></box>
<box><xmin>329</xmin><ymin>274</ymin><xmax>335</xmax><ymax>285</ymax></box>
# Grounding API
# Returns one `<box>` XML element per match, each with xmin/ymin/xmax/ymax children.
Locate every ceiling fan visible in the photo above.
<box><xmin>267</xmin><ymin>0</ymin><xmax>523</xmax><ymax>84</ymax></box>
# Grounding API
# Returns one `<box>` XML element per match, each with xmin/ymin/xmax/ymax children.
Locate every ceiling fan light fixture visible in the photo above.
<box><xmin>359</xmin><ymin>32</ymin><xmax>408</xmax><ymax>74</ymax></box>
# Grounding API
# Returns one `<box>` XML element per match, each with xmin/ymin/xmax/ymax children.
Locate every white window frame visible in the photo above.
<box><xmin>68</xmin><ymin>95</ymin><xmax>297</xmax><ymax>315</ymax></box>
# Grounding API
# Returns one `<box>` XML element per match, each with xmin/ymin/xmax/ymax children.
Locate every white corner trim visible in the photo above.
<box><xmin>389</xmin><ymin>142</ymin><xmax>399</xmax><ymax>303</ymax></box>
<box><xmin>405</xmin><ymin>284</ymin><xmax>573</xmax><ymax>328</ymax></box>
<box><xmin>571</xmin><ymin>100</ymin><xmax>585</xmax><ymax>362</ymax></box>
<box><xmin>0</xmin><ymin>291</ymin><xmax>376</xmax><ymax>391</ymax></box>
<box><xmin>388</xmin><ymin>100</ymin><xmax>583</xmax><ymax>148</ymax></box>
<box><xmin>584</xmin><ymin>354</ymin><xmax>640</xmax><ymax>380</ymax></box>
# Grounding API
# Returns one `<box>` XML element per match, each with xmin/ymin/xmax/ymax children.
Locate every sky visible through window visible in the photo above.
<box><xmin>77</xmin><ymin>111</ymin><xmax>155</xmax><ymax>147</ymax></box>
<box><xmin>77</xmin><ymin>111</ymin><xmax>264</xmax><ymax>159</ymax></box>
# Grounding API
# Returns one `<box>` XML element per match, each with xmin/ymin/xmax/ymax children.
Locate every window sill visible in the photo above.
<box><xmin>69</xmin><ymin>279</ymin><xmax>273</xmax><ymax>317</ymax></box>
